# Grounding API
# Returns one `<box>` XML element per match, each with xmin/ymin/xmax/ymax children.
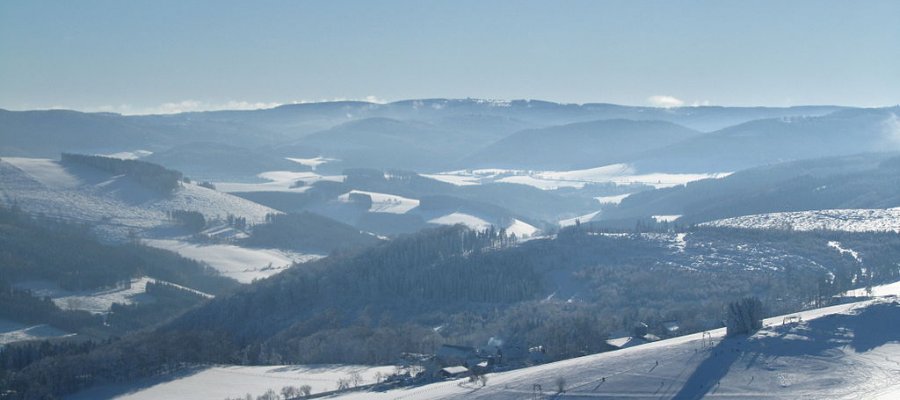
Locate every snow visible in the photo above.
<box><xmin>100</xmin><ymin>150</ymin><xmax>153</xmax><ymax>160</ymax></box>
<box><xmin>653</xmin><ymin>214</ymin><xmax>682</xmax><ymax>223</ymax></box>
<box><xmin>330</xmin><ymin>292</ymin><xmax>900</xmax><ymax>400</ymax></box>
<box><xmin>215</xmin><ymin>170</ymin><xmax>344</xmax><ymax>193</ymax></box>
<box><xmin>143</xmin><ymin>239</ymin><xmax>323</xmax><ymax>283</ymax></box>
<box><xmin>702</xmin><ymin>208</ymin><xmax>900</xmax><ymax>232</ymax></box>
<box><xmin>428</xmin><ymin>212</ymin><xmax>491</xmax><ymax>230</ymax></box>
<box><xmin>506</xmin><ymin>219</ymin><xmax>538</xmax><ymax>238</ymax></box>
<box><xmin>595</xmin><ymin>193</ymin><xmax>631</xmax><ymax>204</ymax></box>
<box><xmin>495</xmin><ymin>175</ymin><xmax>584</xmax><ymax>190</ymax></box>
<box><xmin>427</xmin><ymin>213</ymin><xmax>537</xmax><ymax>237</ymax></box>
<box><xmin>423</xmin><ymin>165</ymin><xmax>730</xmax><ymax>191</ymax></box>
<box><xmin>828</xmin><ymin>241</ymin><xmax>862</xmax><ymax>262</ymax></box>
<box><xmin>337</xmin><ymin>190</ymin><xmax>420</xmax><ymax>214</ymax></box>
<box><xmin>0</xmin><ymin>319</ymin><xmax>74</xmax><ymax>346</ymax></box>
<box><xmin>14</xmin><ymin>277</ymin><xmax>212</xmax><ymax>314</ymax></box>
<box><xmin>844</xmin><ymin>280</ymin><xmax>900</xmax><ymax>298</ymax></box>
<box><xmin>66</xmin><ymin>364</ymin><xmax>399</xmax><ymax>400</ymax></box>
<box><xmin>419</xmin><ymin>173</ymin><xmax>480</xmax><ymax>186</ymax></box>
<box><xmin>285</xmin><ymin>156</ymin><xmax>337</xmax><ymax>171</ymax></box>
<box><xmin>3</xmin><ymin>157</ymin><xmax>82</xmax><ymax>188</ymax></box>
<box><xmin>0</xmin><ymin>157</ymin><xmax>277</xmax><ymax>240</ymax></box>
<box><xmin>558</xmin><ymin>211</ymin><xmax>601</xmax><ymax>228</ymax></box>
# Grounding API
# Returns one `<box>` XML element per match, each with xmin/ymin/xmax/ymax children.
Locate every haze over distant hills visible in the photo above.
<box><xmin>0</xmin><ymin>99</ymin><xmax>853</xmax><ymax>173</ymax></box>
<box><xmin>4</xmin><ymin>98</ymin><xmax>900</xmax><ymax>399</ymax></box>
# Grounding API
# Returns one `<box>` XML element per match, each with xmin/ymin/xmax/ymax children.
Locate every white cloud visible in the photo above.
<box><xmin>87</xmin><ymin>100</ymin><xmax>283</xmax><ymax>115</ymax></box>
<box><xmin>363</xmin><ymin>95</ymin><xmax>387</xmax><ymax>104</ymax></box>
<box><xmin>647</xmin><ymin>95</ymin><xmax>685</xmax><ymax>108</ymax></box>
<box><xmin>40</xmin><ymin>96</ymin><xmax>385</xmax><ymax>115</ymax></box>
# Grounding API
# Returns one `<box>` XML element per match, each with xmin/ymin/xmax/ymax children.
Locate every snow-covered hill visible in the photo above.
<box><xmin>702</xmin><ymin>208</ymin><xmax>900</xmax><ymax>232</ymax></box>
<box><xmin>66</xmin><ymin>282</ymin><xmax>900</xmax><ymax>400</ymax></box>
<box><xmin>0</xmin><ymin>157</ymin><xmax>277</xmax><ymax>240</ymax></box>
<box><xmin>331</xmin><ymin>293</ymin><xmax>900</xmax><ymax>399</ymax></box>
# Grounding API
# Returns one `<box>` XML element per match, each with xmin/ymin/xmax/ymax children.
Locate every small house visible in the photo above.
<box><xmin>439</xmin><ymin>366</ymin><xmax>469</xmax><ymax>379</ymax></box>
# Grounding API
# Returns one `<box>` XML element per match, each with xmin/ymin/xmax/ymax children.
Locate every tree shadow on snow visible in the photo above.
<box><xmin>66</xmin><ymin>365</ymin><xmax>208</xmax><ymax>400</ymax></box>
<box><xmin>672</xmin><ymin>300</ymin><xmax>900</xmax><ymax>400</ymax></box>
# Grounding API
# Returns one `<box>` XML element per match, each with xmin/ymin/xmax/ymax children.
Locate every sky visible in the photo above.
<box><xmin>1</xmin><ymin>0</ymin><xmax>899</xmax><ymax>114</ymax></box>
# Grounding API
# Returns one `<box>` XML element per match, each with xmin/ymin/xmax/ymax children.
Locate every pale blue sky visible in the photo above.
<box><xmin>1</xmin><ymin>0</ymin><xmax>898</xmax><ymax>113</ymax></box>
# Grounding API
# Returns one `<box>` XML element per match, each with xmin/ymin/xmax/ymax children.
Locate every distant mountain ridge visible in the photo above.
<box><xmin>0</xmin><ymin>100</ymin><xmax>845</xmax><ymax>166</ymax></box>
<box><xmin>465</xmin><ymin>119</ymin><xmax>701</xmax><ymax>170</ymax></box>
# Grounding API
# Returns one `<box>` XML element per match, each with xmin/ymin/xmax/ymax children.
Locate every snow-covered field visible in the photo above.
<box><xmin>653</xmin><ymin>214</ymin><xmax>682</xmax><ymax>223</ymax></box>
<box><xmin>0</xmin><ymin>157</ymin><xmax>277</xmax><ymax>239</ymax></box>
<box><xmin>67</xmin><ymin>364</ymin><xmax>398</xmax><ymax>400</ymax></box>
<box><xmin>428</xmin><ymin>212</ymin><xmax>491</xmax><ymax>230</ymax></box>
<box><xmin>506</xmin><ymin>218</ymin><xmax>539</xmax><ymax>238</ymax></box>
<box><xmin>595</xmin><ymin>193</ymin><xmax>631</xmax><ymax>204</ymax></box>
<box><xmin>100</xmin><ymin>150</ymin><xmax>153</xmax><ymax>160</ymax></box>
<box><xmin>337</xmin><ymin>190</ymin><xmax>420</xmax><ymax>214</ymax></box>
<box><xmin>286</xmin><ymin>156</ymin><xmax>337</xmax><ymax>171</ymax></box>
<box><xmin>14</xmin><ymin>277</ymin><xmax>212</xmax><ymax>314</ymax></box>
<box><xmin>703</xmin><ymin>208</ymin><xmax>900</xmax><ymax>232</ymax></box>
<box><xmin>423</xmin><ymin>164</ymin><xmax>730</xmax><ymax>191</ymax></box>
<box><xmin>427</xmin><ymin>213</ymin><xmax>538</xmax><ymax>238</ymax></box>
<box><xmin>143</xmin><ymin>239</ymin><xmax>323</xmax><ymax>283</ymax></box>
<box><xmin>215</xmin><ymin>170</ymin><xmax>344</xmax><ymax>193</ymax></box>
<box><xmin>0</xmin><ymin>319</ymin><xmax>74</xmax><ymax>346</ymax></box>
<box><xmin>559</xmin><ymin>210</ymin><xmax>601</xmax><ymax>227</ymax></box>
<box><xmin>329</xmin><ymin>290</ymin><xmax>900</xmax><ymax>400</ymax></box>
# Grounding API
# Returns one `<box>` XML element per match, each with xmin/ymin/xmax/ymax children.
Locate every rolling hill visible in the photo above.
<box><xmin>466</xmin><ymin>119</ymin><xmax>701</xmax><ymax>170</ymax></box>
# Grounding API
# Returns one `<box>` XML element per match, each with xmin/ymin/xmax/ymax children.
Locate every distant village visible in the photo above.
<box><xmin>373</xmin><ymin>319</ymin><xmax>682</xmax><ymax>390</ymax></box>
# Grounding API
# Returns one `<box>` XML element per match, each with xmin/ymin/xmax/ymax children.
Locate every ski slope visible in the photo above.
<box><xmin>329</xmin><ymin>285</ymin><xmax>900</xmax><ymax>400</ymax></box>
<box><xmin>702</xmin><ymin>208</ymin><xmax>900</xmax><ymax>232</ymax></box>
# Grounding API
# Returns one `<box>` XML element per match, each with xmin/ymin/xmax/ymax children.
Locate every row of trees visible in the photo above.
<box><xmin>60</xmin><ymin>153</ymin><xmax>183</xmax><ymax>194</ymax></box>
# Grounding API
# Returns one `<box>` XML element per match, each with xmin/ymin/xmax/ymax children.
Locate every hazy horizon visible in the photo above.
<box><xmin>2</xmin><ymin>0</ymin><xmax>899</xmax><ymax>114</ymax></box>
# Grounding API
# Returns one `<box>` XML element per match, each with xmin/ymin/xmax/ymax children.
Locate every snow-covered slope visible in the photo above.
<box><xmin>142</xmin><ymin>240</ymin><xmax>323</xmax><ymax>283</ymax></box>
<box><xmin>0</xmin><ymin>157</ymin><xmax>277</xmax><ymax>239</ymax></box>
<box><xmin>14</xmin><ymin>277</ymin><xmax>213</xmax><ymax>314</ymax></box>
<box><xmin>215</xmin><ymin>170</ymin><xmax>344</xmax><ymax>193</ymax></box>
<box><xmin>67</xmin><ymin>365</ymin><xmax>398</xmax><ymax>400</ymax></box>
<box><xmin>0</xmin><ymin>319</ymin><xmax>74</xmax><ymax>346</ymax></box>
<box><xmin>425</xmin><ymin>164</ymin><xmax>730</xmax><ymax>191</ymax></box>
<box><xmin>428</xmin><ymin>213</ymin><xmax>539</xmax><ymax>238</ymax></box>
<box><xmin>337</xmin><ymin>190</ymin><xmax>420</xmax><ymax>214</ymax></box>
<box><xmin>703</xmin><ymin>208</ymin><xmax>900</xmax><ymax>232</ymax></box>
<box><xmin>330</xmin><ymin>292</ymin><xmax>900</xmax><ymax>400</ymax></box>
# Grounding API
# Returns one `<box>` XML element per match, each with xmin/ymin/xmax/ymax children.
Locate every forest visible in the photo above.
<box><xmin>5</xmin><ymin>222</ymin><xmax>899</xmax><ymax>398</ymax></box>
<box><xmin>60</xmin><ymin>153</ymin><xmax>183</xmax><ymax>194</ymax></box>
